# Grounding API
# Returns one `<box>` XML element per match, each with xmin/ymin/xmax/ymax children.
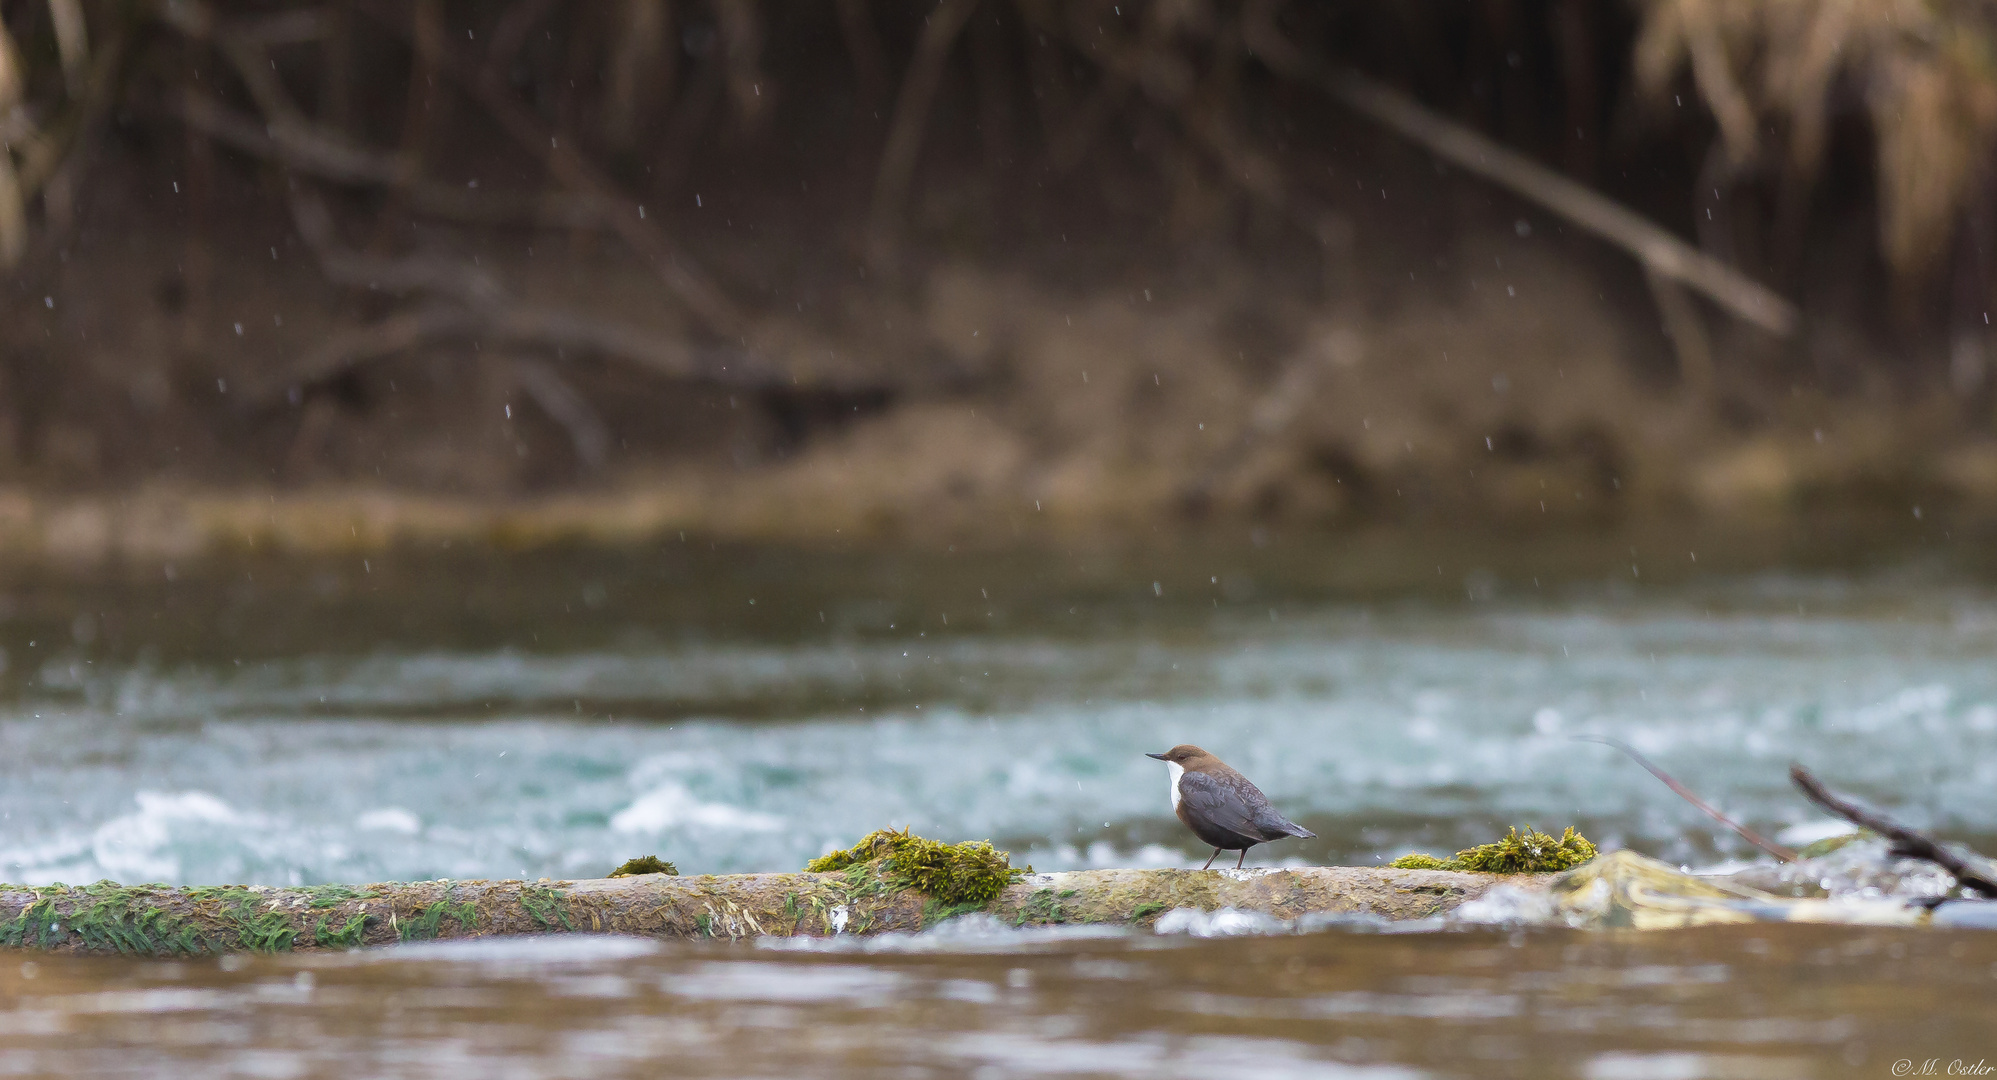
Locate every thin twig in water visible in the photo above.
<box><xmin>1577</xmin><ymin>735</ymin><xmax>1799</xmax><ymax>862</ymax></box>
<box><xmin>1789</xmin><ymin>764</ymin><xmax>1997</xmax><ymax>898</ymax></box>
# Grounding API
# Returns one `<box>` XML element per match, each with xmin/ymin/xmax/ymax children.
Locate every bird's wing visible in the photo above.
<box><xmin>1176</xmin><ymin>771</ymin><xmax>1269</xmax><ymax>844</ymax></box>
<box><xmin>1254</xmin><ymin>804</ymin><xmax>1316</xmax><ymax>840</ymax></box>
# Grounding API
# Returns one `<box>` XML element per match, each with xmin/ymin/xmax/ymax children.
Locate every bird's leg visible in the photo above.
<box><xmin>1236</xmin><ymin>848</ymin><xmax>1247</xmax><ymax>870</ymax></box>
<box><xmin>1202</xmin><ymin>848</ymin><xmax>1222</xmax><ymax>871</ymax></box>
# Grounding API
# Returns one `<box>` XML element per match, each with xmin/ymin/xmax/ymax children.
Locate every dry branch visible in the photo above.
<box><xmin>1790</xmin><ymin>763</ymin><xmax>1997</xmax><ymax>897</ymax></box>
<box><xmin>175</xmin><ymin>93</ymin><xmax>603</xmax><ymax>229</ymax></box>
<box><xmin>836</xmin><ymin>0</ymin><xmax>891</xmax><ymax>110</ymax></box>
<box><xmin>602</xmin><ymin>0</ymin><xmax>671</xmax><ymax>148</ymax></box>
<box><xmin>1025</xmin><ymin>4</ymin><xmax>1346</xmax><ymax>261</ymax></box>
<box><xmin>0</xmin><ymin>15</ymin><xmax>129</xmax><ymax>263</ymax></box>
<box><xmin>711</xmin><ymin>0</ymin><xmax>768</xmax><ymax>131</ymax></box>
<box><xmin>511</xmin><ymin>355</ymin><xmax>611</xmax><ymax>469</ymax></box>
<box><xmin>0</xmin><ymin>18</ymin><xmax>34</xmax><ymax>264</ymax></box>
<box><xmin>157</xmin><ymin>0</ymin><xmax>879</xmax><ymax>408</ymax></box>
<box><xmin>391</xmin><ymin>1</ymin><xmax>752</xmax><ymax>339</ymax></box>
<box><xmin>1582</xmin><ymin>735</ymin><xmax>1797</xmax><ymax>861</ymax></box>
<box><xmin>243</xmin><ymin>192</ymin><xmax>803</xmax><ymax>404</ymax></box>
<box><xmin>868</xmin><ymin>0</ymin><xmax>982</xmax><ymax>271</ymax></box>
<box><xmin>163</xmin><ymin>0</ymin><xmax>752</xmax><ymax>340</ymax></box>
<box><xmin>1243</xmin><ymin>4</ymin><xmax>1799</xmax><ymax>339</ymax></box>
<box><xmin>1323</xmin><ymin>67</ymin><xmax>1799</xmax><ymax>336</ymax></box>
<box><xmin>1644</xmin><ymin>266</ymin><xmax>1717</xmax><ymax>397</ymax></box>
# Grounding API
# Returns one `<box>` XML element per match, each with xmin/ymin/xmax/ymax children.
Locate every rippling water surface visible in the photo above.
<box><xmin>5</xmin><ymin>539</ymin><xmax>1997</xmax><ymax>883</ymax></box>
<box><xmin>2</xmin><ymin>533</ymin><xmax>1996</xmax><ymax>1075</ymax></box>
<box><xmin>3</xmin><ymin>923</ymin><xmax>1994</xmax><ymax>1078</ymax></box>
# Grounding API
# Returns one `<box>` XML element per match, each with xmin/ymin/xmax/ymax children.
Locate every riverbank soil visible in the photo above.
<box><xmin>5</xmin><ymin>3</ymin><xmax>1997</xmax><ymax>558</ymax></box>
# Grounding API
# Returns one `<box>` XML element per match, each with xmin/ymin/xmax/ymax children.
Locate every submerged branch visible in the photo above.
<box><xmin>1790</xmin><ymin>764</ymin><xmax>1997</xmax><ymax>898</ymax></box>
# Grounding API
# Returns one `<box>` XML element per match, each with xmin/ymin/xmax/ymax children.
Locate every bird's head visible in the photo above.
<box><xmin>1145</xmin><ymin>744</ymin><xmax>1215</xmax><ymax>768</ymax></box>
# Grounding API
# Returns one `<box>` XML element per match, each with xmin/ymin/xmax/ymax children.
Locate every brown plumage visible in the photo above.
<box><xmin>1145</xmin><ymin>744</ymin><xmax>1316</xmax><ymax>870</ymax></box>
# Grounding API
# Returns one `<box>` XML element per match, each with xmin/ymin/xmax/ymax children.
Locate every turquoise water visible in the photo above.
<box><xmin>4</xmin><ymin>540</ymin><xmax>1996</xmax><ymax>886</ymax></box>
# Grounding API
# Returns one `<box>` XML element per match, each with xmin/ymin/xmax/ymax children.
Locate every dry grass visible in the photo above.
<box><xmin>1637</xmin><ymin>0</ymin><xmax>1997</xmax><ymax>286</ymax></box>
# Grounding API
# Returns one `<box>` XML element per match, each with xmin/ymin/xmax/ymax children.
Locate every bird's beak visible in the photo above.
<box><xmin>1145</xmin><ymin>752</ymin><xmax>1168</xmax><ymax>760</ymax></box>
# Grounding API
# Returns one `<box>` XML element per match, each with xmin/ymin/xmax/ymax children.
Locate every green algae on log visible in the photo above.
<box><xmin>0</xmin><ymin>866</ymin><xmax>1513</xmax><ymax>956</ymax></box>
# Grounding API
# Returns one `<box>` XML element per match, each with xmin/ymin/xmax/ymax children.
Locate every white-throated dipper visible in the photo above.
<box><xmin>1146</xmin><ymin>744</ymin><xmax>1315</xmax><ymax>870</ymax></box>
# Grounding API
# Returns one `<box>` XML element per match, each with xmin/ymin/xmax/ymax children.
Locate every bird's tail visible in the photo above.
<box><xmin>1282</xmin><ymin>821</ymin><xmax>1316</xmax><ymax>839</ymax></box>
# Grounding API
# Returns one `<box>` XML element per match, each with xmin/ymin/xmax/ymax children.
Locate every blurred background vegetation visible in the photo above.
<box><xmin>5</xmin><ymin>0</ymin><xmax>1997</xmax><ymax>557</ymax></box>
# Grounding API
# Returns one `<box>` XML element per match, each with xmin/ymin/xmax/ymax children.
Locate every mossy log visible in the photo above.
<box><xmin>0</xmin><ymin>866</ymin><xmax>1526</xmax><ymax>956</ymax></box>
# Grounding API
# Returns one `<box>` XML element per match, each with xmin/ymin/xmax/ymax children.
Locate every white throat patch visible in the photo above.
<box><xmin>1166</xmin><ymin>761</ymin><xmax>1185</xmax><ymax>810</ymax></box>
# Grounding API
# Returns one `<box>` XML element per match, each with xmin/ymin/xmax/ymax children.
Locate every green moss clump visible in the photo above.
<box><xmin>807</xmin><ymin>827</ymin><xmax>1027</xmax><ymax>906</ymax></box>
<box><xmin>608</xmin><ymin>856</ymin><xmax>679</xmax><ymax>878</ymax></box>
<box><xmin>1390</xmin><ymin>826</ymin><xmax>1598</xmax><ymax>874</ymax></box>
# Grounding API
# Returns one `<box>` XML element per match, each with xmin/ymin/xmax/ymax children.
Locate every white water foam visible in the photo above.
<box><xmin>75</xmin><ymin>791</ymin><xmax>250</xmax><ymax>884</ymax></box>
<box><xmin>609</xmin><ymin>783</ymin><xmax>783</xmax><ymax>834</ymax></box>
<box><xmin>354</xmin><ymin>808</ymin><xmax>422</xmax><ymax>835</ymax></box>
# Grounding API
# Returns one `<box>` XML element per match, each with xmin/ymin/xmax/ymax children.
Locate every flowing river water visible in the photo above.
<box><xmin>2</xmin><ymin>530</ymin><xmax>1996</xmax><ymax>1076</ymax></box>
